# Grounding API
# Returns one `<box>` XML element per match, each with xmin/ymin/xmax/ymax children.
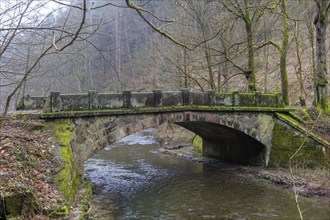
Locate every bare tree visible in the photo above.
<box><xmin>0</xmin><ymin>0</ymin><xmax>87</xmax><ymax>121</ymax></box>
<box><xmin>220</xmin><ymin>0</ymin><xmax>263</xmax><ymax>92</ymax></box>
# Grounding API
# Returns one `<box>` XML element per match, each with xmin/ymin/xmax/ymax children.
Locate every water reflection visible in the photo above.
<box><xmin>85</xmin><ymin>129</ymin><xmax>330</xmax><ymax>220</ymax></box>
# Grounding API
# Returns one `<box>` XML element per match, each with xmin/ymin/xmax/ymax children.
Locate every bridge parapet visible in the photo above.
<box><xmin>17</xmin><ymin>89</ymin><xmax>284</xmax><ymax>112</ymax></box>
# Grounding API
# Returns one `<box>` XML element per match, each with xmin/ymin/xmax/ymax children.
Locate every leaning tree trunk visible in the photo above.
<box><xmin>314</xmin><ymin>0</ymin><xmax>329</xmax><ymax>110</ymax></box>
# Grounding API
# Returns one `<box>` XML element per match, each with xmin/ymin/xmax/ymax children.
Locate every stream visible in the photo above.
<box><xmin>84</xmin><ymin>128</ymin><xmax>330</xmax><ymax>219</ymax></box>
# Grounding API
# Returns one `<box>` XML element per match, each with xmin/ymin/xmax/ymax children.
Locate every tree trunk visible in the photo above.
<box><xmin>205</xmin><ymin>44</ymin><xmax>215</xmax><ymax>90</ymax></box>
<box><xmin>279</xmin><ymin>0</ymin><xmax>290</xmax><ymax>106</ymax></box>
<box><xmin>263</xmin><ymin>18</ymin><xmax>269</xmax><ymax>93</ymax></box>
<box><xmin>115</xmin><ymin>7</ymin><xmax>122</xmax><ymax>92</ymax></box>
<box><xmin>221</xmin><ymin>58</ymin><xmax>230</xmax><ymax>93</ymax></box>
<box><xmin>314</xmin><ymin>0</ymin><xmax>329</xmax><ymax>110</ymax></box>
<box><xmin>294</xmin><ymin>22</ymin><xmax>306</xmax><ymax>106</ymax></box>
<box><xmin>305</xmin><ymin>7</ymin><xmax>317</xmax><ymax>105</ymax></box>
<box><xmin>183</xmin><ymin>48</ymin><xmax>189</xmax><ymax>88</ymax></box>
<box><xmin>217</xmin><ymin>64</ymin><xmax>221</xmax><ymax>92</ymax></box>
<box><xmin>244</xmin><ymin>0</ymin><xmax>256</xmax><ymax>92</ymax></box>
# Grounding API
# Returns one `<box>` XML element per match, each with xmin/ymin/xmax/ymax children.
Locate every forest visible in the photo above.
<box><xmin>0</xmin><ymin>0</ymin><xmax>329</xmax><ymax>115</ymax></box>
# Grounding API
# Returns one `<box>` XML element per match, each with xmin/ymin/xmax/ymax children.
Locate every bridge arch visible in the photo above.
<box><xmin>176</xmin><ymin>121</ymin><xmax>268</xmax><ymax>165</ymax></box>
<box><xmin>69</xmin><ymin>111</ymin><xmax>275</xmax><ymax>171</ymax></box>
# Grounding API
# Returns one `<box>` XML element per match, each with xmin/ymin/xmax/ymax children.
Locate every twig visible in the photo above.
<box><xmin>289</xmin><ymin>163</ymin><xmax>304</xmax><ymax>220</ymax></box>
<box><xmin>52</xmin><ymin>32</ymin><xmax>60</xmax><ymax>50</ymax></box>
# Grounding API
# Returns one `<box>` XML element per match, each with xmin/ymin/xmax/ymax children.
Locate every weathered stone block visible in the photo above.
<box><xmin>239</xmin><ymin>93</ymin><xmax>255</xmax><ymax>106</ymax></box>
<box><xmin>16</xmin><ymin>95</ymin><xmax>45</xmax><ymax>110</ymax></box>
<box><xmin>51</xmin><ymin>92</ymin><xmax>61</xmax><ymax>112</ymax></box>
<box><xmin>61</xmin><ymin>94</ymin><xmax>89</xmax><ymax>111</ymax></box>
<box><xmin>191</xmin><ymin>92</ymin><xmax>209</xmax><ymax>105</ymax></box>
<box><xmin>98</xmin><ymin>93</ymin><xmax>123</xmax><ymax>109</ymax></box>
<box><xmin>154</xmin><ymin>89</ymin><xmax>162</xmax><ymax>107</ymax></box>
<box><xmin>131</xmin><ymin>92</ymin><xmax>154</xmax><ymax>107</ymax></box>
<box><xmin>88</xmin><ymin>90</ymin><xmax>98</xmax><ymax>110</ymax></box>
<box><xmin>123</xmin><ymin>90</ymin><xmax>132</xmax><ymax>108</ymax></box>
<box><xmin>181</xmin><ymin>88</ymin><xmax>190</xmax><ymax>105</ymax></box>
<box><xmin>232</xmin><ymin>91</ymin><xmax>240</xmax><ymax>106</ymax></box>
<box><xmin>162</xmin><ymin>91</ymin><xmax>183</xmax><ymax>106</ymax></box>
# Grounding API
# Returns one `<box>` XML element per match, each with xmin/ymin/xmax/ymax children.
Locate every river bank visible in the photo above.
<box><xmin>0</xmin><ymin>118</ymin><xmax>93</xmax><ymax>219</ymax></box>
<box><xmin>161</xmin><ymin>145</ymin><xmax>330</xmax><ymax>200</ymax></box>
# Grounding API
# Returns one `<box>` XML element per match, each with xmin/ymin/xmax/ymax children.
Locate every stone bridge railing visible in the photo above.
<box><xmin>17</xmin><ymin>89</ymin><xmax>284</xmax><ymax>112</ymax></box>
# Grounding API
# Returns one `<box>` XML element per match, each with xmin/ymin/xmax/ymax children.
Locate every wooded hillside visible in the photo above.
<box><xmin>0</xmin><ymin>0</ymin><xmax>329</xmax><ymax>115</ymax></box>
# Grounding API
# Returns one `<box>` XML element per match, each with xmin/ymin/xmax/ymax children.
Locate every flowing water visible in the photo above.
<box><xmin>84</xmin><ymin>129</ymin><xmax>330</xmax><ymax>220</ymax></box>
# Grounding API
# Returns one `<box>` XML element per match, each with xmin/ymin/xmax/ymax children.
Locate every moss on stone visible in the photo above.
<box><xmin>288</xmin><ymin>109</ymin><xmax>312</xmax><ymax>123</ymax></box>
<box><xmin>275</xmin><ymin>113</ymin><xmax>329</xmax><ymax>147</ymax></box>
<box><xmin>192</xmin><ymin>134</ymin><xmax>203</xmax><ymax>153</ymax></box>
<box><xmin>270</xmin><ymin>122</ymin><xmax>329</xmax><ymax>168</ymax></box>
<box><xmin>46</xmin><ymin>119</ymin><xmax>80</xmax><ymax>203</ymax></box>
<box><xmin>4</xmin><ymin>195</ymin><xmax>23</xmax><ymax>217</ymax></box>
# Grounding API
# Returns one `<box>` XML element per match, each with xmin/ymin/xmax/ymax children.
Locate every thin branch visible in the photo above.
<box><xmin>52</xmin><ymin>32</ymin><xmax>60</xmax><ymax>50</ymax></box>
<box><xmin>0</xmin><ymin>1</ymin><xmax>33</xmax><ymax>58</ymax></box>
<box><xmin>191</xmin><ymin>27</ymin><xmax>224</xmax><ymax>50</ymax></box>
<box><xmin>255</xmin><ymin>40</ymin><xmax>281</xmax><ymax>51</ymax></box>
<box><xmin>90</xmin><ymin>2</ymin><xmax>128</xmax><ymax>10</ymax></box>
<box><xmin>51</xmin><ymin>0</ymin><xmax>83</xmax><ymax>10</ymax></box>
<box><xmin>125</xmin><ymin>0</ymin><xmax>191</xmax><ymax>50</ymax></box>
<box><xmin>1</xmin><ymin>0</ymin><xmax>87</xmax><ymax>120</ymax></box>
<box><xmin>53</xmin><ymin>0</ymin><xmax>86</xmax><ymax>51</ymax></box>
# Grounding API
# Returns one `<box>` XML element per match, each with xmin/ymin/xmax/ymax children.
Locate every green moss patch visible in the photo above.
<box><xmin>275</xmin><ymin>113</ymin><xmax>329</xmax><ymax>147</ymax></box>
<box><xmin>288</xmin><ymin>109</ymin><xmax>312</xmax><ymax>123</ymax></box>
<box><xmin>46</xmin><ymin>119</ymin><xmax>80</xmax><ymax>203</ymax></box>
<box><xmin>4</xmin><ymin>195</ymin><xmax>23</xmax><ymax>217</ymax></box>
<box><xmin>270</xmin><ymin>122</ymin><xmax>330</xmax><ymax>168</ymax></box>
<box><xmin>192</xmin><ymin>134</ymin><xmax>203</xmax><ymax>153</ymax></box>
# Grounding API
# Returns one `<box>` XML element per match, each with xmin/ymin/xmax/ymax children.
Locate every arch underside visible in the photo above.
<box><xmin>72</xmin><ymin>112</ymin><xmax>271</xmax><ymax>168</ymax></box>
<box><xmin>176</xmin><ymin>121</ymin><xmax>267</xmax><ymax>165</ymax></box>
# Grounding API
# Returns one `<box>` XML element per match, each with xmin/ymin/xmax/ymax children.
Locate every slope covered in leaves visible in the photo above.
<box><xmin>0</xmin><ymin>118</ymin><xmax>65</xmax><ymax>217</ymax></box>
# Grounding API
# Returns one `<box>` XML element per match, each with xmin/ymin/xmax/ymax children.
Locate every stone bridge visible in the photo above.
<box><xmin>16</xmin><ymin>90</ymin><xmax>330</xmax><ymax>199</ymax></box>
<box><xmin>42</xmin><ymin>107</ymin><xmax>328</xmax><ymax>169</ymax></box>
<box><xmin>17</xmin><ymin>89</ymin><xmax>329</xmax><ymax>166</ymax></box>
